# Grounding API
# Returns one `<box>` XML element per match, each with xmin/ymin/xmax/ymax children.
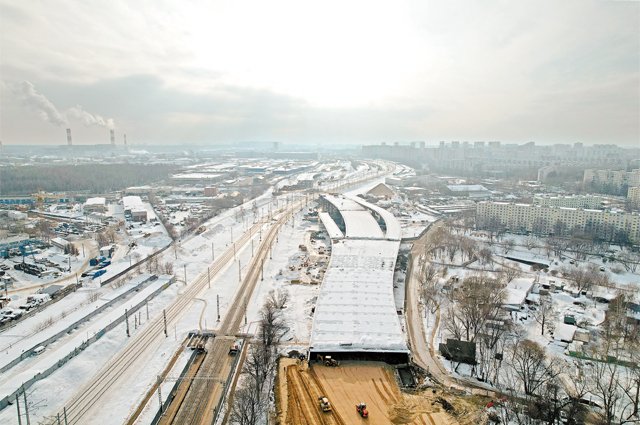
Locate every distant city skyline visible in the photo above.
<box><xmin>1</xmin><ymin>0</ymin><xmax>638</xmax><ymax>146</ymax></box>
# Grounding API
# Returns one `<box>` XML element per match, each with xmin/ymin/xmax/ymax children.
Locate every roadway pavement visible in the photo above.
<box><xmin>405</xmin><ymin>221</ymin><xmax>496</xmax><ymax>397</ymax></box>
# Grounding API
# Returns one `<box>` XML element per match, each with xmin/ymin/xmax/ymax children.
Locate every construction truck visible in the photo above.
<box><xmin>356</xmin><ymin>402</ymin><xmax>369</xmax><ymax>418</ymax></box>
<box><xmin>318</xmin><ymin>396</ymin><xmax>332</xmax><ymax>412</ymax></box>
<box><xmin>228</xmin><ymin>339</ymin><xmax>242</xmax><ymax>355</ymax></box>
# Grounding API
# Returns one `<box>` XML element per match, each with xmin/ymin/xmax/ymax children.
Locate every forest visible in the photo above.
<box><xmin>0</xmin><ymin>163</ymin><xmax>178</xmax><ymax>195</ymax></box>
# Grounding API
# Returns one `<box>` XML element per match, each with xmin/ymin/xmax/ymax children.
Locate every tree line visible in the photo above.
<box><xmin>0</xmin><ymin>164</ymin><xmax>178</xmax><ymax>195</ymax></box>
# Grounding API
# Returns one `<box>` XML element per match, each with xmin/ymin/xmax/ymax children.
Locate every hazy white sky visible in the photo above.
<box><xmin>1</xmin><ymin>0</ymin><xmax>638</xmax><ymax>146</ymax></box>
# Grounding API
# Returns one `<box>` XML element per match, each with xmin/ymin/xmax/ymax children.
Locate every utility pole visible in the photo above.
<box><xmin>125</xmin><ymin>309</ymin><xmax>130</xmax><ymax>337</ymax></box>
<box><xmin>261</xmin><ymin>259</ymin><xmax>264</xmax><ymax>281</ymax></box>
<box><xmin>146</xmin><ymin>302</ymin><xmax>149</xmax><ymax>320</ymax></box>
<box><xmin>211</xmin><ymin>242</ymin><xmax>214</xmax><ymax>261</ymax></box>
<box><xmin>183</xmin><ymin>264</ymin><xmax>187</xmax><ymax>285</ymax></box>
<box><xmin>157</xmin><ymin>375</ymin><xmax>163</xmax><ymax>415</ymax></box>
<box><xmin>64</xmin><ymin>407</ymin><xmax>68</xmax><ymax>425</ymax></box>
<box><xmin>270</xmin><ymin>242</ymin><xmax>273</xmax><ymax>260</ymax></box>
<box><xmin>207</xmin><ymin>267</ymin><xmax>211</xmax><ymax>289</ymax></box>
<box><xmin>251</xmin><ymin>239</ymin><xmax>254</xmax><ymax>257</ymax></box>
<box><xmin>238</xmin><ymin>260</ymin><xmax>241</xmax><ymax>282</ymax></box>
<box><xmin>15</xmin><ymin>393</ymin><xmax>21</xmax><ymax>425</ymax></box>
<box><xmin>217</xmin><ymin>295</ymin><xmax>220</xmax><ymax>322</ymax></box>
<box><xmin>233</xmin><ymin>242</ymin><xmax>236</xmax><ymax>259</ymax></box>
<box><xmin>163</xmin><ymin>309</ymin><xmax>168</xmax><ymax>337</ymax></box>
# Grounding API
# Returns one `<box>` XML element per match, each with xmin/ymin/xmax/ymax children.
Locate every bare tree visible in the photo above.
<box><xmin>163</xmin><ymin>261</ymin><xmax>174</xmax><ymax>275</ymax></box>
<box><xmin>266</xmin><ymin>289</ymin><xmax>289</xmax><ymax>310</ymax></box>
<box><xmin>586</xmin><ymin>343</ymin><xmax>636</xmax><ymax>425</ymax></box>
<box><xmin>446</xmin><ymin>273</ymin><xmax>505</xmax><ymax>342</ymax></box>
<box><xmin>508</xmin><ymin>339</ymin><xmax>559</xmax><ymax>396</ymax></box>
<box><xmin>533</xmin><ymin>295</ymin><xmax>556</xmax><ymax>336</ymax></box>
<box><xmin>502</xmin><ymin>238</ymin><xmax>515</xmax><ymax>255</ymax></box>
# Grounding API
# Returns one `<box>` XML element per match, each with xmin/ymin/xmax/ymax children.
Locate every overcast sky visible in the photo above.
<box><xmin>1</xmin><ymin>0</ymin><xmax>638</xmax><ymax>146</ymax></box>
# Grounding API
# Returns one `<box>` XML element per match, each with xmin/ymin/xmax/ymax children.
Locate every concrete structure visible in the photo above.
<box><xmin>84</xmin><ymin>197</ymin><xmax>107</xmax><ymax>213</ymax></box>
<box><xmin>311</xmin><ymin>194</ymin><xmax>408</xmax><ymax>362</ymax></box>
<box><xmin>477</xmin><ymin>201</ymin><xmax>640</xmax><ymax>242</ymax></box>
<box><xmin>204</xmin><ymin>186</ymin><xmax>218</xmax><ymax>197</ymax></box>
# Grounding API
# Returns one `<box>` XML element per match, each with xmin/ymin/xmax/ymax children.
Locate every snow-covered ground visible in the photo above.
<box><xmin>0</xmin><ymin>163</ymin><xmax>393</xmax><ymax>423</ymax></box>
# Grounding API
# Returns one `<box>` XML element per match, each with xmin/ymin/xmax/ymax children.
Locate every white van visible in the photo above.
<box><xmin>33</xmin><ymin>345</ymin><xmax>45</xmax><ymax>356</ymax></box>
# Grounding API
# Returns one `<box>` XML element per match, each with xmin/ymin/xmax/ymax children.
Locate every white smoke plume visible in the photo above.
<box><xmin>15</xmin><ymin>81</ymin><xmax>68</xmax><ymax>127</ymax></box>
<box><xmin>67</xmin><ymin>105</ymin><xmax>114</xmax><ymax>129</ymax></box>
<box><xmin>15</xmin><ymin>81</ymin><xmax>115</xmax><ymax>129</ymax></box>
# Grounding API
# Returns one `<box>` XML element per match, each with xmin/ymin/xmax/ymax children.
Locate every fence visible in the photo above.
<box><xmin>0</xmin><ymin>276</ymin><xmax>175</xmax><ymax>411</ymax></box>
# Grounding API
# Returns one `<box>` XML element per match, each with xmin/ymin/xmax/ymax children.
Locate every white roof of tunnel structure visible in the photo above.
<box><xmin>311</xmin><ymin>194</ymin><xmax>408</xmax><ymax>356</ymax></box>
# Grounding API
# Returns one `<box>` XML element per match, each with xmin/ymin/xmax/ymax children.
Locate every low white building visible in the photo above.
<box><xmin>84</xmin><ymin>197</ymin><xmax>107</xmax><ymax>213</ymax></box>
<box><xmin>503</xmin><ymin>277</ymin><xmax>535</xmax><ymax>311</ymax></box>
<box><xmin>123</xmin><ymin>196</ymin><xmax>148</xmax><ymax>222</ymax></box>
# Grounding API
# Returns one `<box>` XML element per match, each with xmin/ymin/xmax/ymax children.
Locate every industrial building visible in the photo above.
<box><xmin>122</xmin><ymin>196</ymin><xmax>148</xmax><ymax>222</ymax></box>
<box><xmin>310</xmin><ymin>194</ymin><xmax>409</xmax><ymax>363</ymax></box>
<box><xmin>84</xmin><ymin>197</ymin><xmax>107</xmax><ymax>213</ymax></box>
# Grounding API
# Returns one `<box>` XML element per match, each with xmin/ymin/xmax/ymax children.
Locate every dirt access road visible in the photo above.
<box><xmin>281</xmin><ymin>361</ymin><xmax>460</xmax><ymax>425</ymax></box>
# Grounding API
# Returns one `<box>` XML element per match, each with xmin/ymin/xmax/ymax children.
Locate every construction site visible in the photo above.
<box><xmin>277</xmin><ymin>359</ymin><xmax>484</xmax><ymax>425</ymax></box>
<box><xmin>271</xmin><ymin>194</ymin><xmax>485</xmax><ymax>425</ymax></box>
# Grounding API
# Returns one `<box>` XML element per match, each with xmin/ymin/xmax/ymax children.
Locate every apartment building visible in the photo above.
<box><xmin>476</xmin><ymin>202</ymin><xmax>640</xmax><ymax>243</ymax></box>
<box><xmin>532</xmin><ymin>195</ymin><xmax>606</xmax><ymax>209</ymax></box>
<box><xmin>628</xmin><ymin>187</ymin><xmax>640</xmax><ymax>209</ymax></box>
<box><xmin>583</xmin><ymin>169</ymin><xmax>640</xmax><ymax>190</ymax></box>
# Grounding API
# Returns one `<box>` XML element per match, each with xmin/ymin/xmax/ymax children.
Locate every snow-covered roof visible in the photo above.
<box><xmin>123</xmin><ymin>196</ymin><xmax>144</xmax><ymax>210</ymax></box>
<box><xmin>447</xmin><ymin>184</ymin><xmax>488</xmax><ymax>192</ymax></box>
<box><xmin>555</xmin><ymin>323</ymin><xmax>576</xmax><ymax>342</ymax></box>
<box><xmin>504</xmin><ymin>278</ymin><xmax>535</xmax><ymax>306</ymax></box>
<box><xmin>84</xmin><ymin>197</ymin><xmax>106</xmax><ymax>206</ymax></box>
<box><xmin>310</xmin><ymin>239</ymin><xmax>408</xmax><ymax>353</ymax></box>
<box><xmin>318</xmin><ymin>212</ymin><xmax>344</xmax><ymax>239</ymax></box>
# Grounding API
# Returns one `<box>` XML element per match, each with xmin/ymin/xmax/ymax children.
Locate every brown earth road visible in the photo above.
<box><xmin>286</xmin><ymin>365</ymin><xmax>346</xmax><ymax>425</ymax></box>
<box><xmin>283</xmin><ymin>362</ymin><xmax>455</xmax><ymax>425</ymax></box>
<box><xmin>406</xmin><ymin>222</ymin><xmax>497</xmax><ymax>398</ymax></box>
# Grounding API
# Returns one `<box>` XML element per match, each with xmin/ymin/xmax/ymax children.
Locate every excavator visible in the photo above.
<box><xmin>356</xmin><ymin>402</ymin><xmax>369</xmax><ymax>418</ymax></box>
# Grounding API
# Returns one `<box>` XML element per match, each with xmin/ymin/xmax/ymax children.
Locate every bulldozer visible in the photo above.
<box><xmin>356</xmin><ymin>402</ymin><xmax>369</xmax><ymax>418</ymax></box>
<box><xmin>323</xmin><ymin>355</ymin><xmax>339</xmax><ymax>367</ymax></box>
<box><xmin>318</xmin><ymin>396</ymin><xmax>332</xmax><ymax>412</ymax></box>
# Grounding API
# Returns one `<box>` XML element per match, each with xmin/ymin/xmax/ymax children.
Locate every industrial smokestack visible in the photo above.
<box><xmin>66</xmin><ymin>128</ymin><xmax>72</xmax><ymax>146</ymax></box>
<box><xmin>123</xmin><ymin>133</ymin><xmax>127</xmax><ymax>145</ymax></box>
<box><xmin>110</xmin><ymin>129</ymin><xmax>115</xmax><ymax>145</ymax></box>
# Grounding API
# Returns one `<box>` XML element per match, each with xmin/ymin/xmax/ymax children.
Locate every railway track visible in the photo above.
<box><xmin>49</xmin><ymin>213</ymin><xmax>272</xmax><ymax>425</ymax></box>
<box><xmin>169</xmin><ymin>201</ymin><xmax>305</xmax><ymax>425</ymax></box>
